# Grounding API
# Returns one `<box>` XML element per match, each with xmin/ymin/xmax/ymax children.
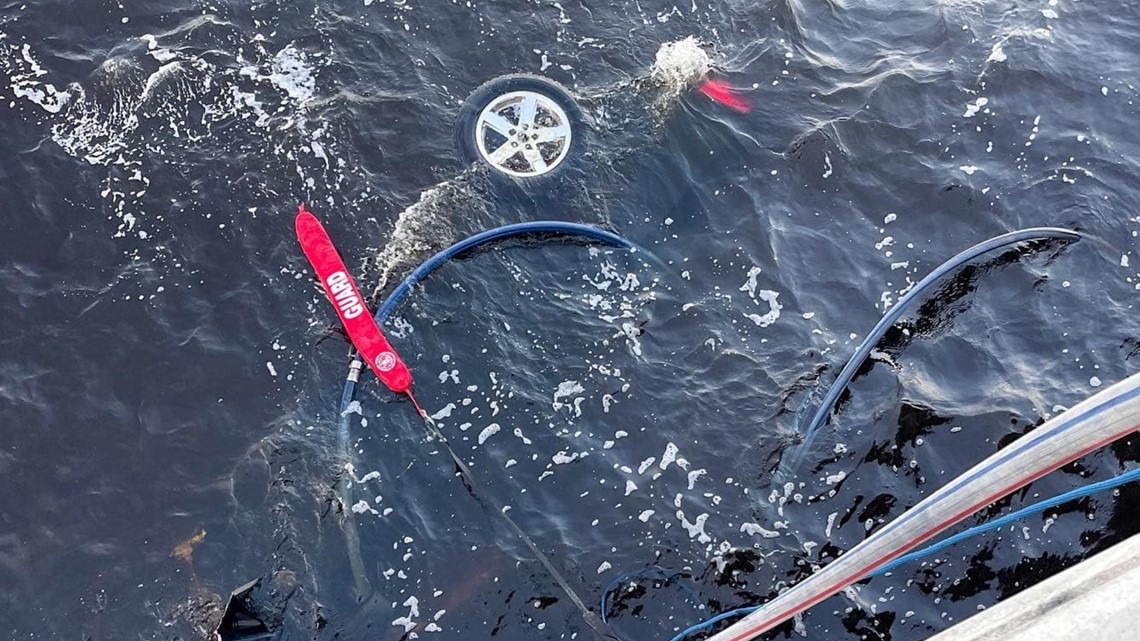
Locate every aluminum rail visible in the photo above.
<box><xmin>707</xmin><ymin>370</ymin><xmax>1140</xmax><ymax>641</ymax></box>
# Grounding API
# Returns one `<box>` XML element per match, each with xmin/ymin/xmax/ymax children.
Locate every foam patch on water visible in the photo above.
<box><xmin>649</xmin><ymin>36</ymin><xmax>711</xmax><ymax>114</ymax></box>
<box><xmin>651</xmin><ymin>36</ymin><xmax>711</xmax><ymax>89</ymax></box>
<box><xmin>0</xmin><ymin>38</ymin><xmax>71</xmax><ymax>113</ymax></box>
<box><xmin>552</xmin><ymin>380</ymin><xmax>587</xmax><ymax>416</ymax></box>
<box><xmin>1</xmin><ymin>33</ymin><xmax>351</xmax><ymax>293</ymax></box>
<box><xmin>740</xmin><ymin>266</ymin><xmax>783</xmax><ymax>327</ymax></box>
<box><xmin>963</xmin><ymin>96</ymin><xmax>989</xmax><ymax>118</ymax></box>
<box><xmin>268</xmin><ymin>46</ymin><xmax>316</xmax><ymax>104</ymax></box>
<box><xmin>391</xmin><ymin>596</ymin><xmax>420</xmax><ymax>632</ymax></box>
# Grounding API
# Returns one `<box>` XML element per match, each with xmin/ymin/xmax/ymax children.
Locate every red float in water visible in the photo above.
<box><xmin>295</xmin><ymin>205</ymin><xmax>413</xmax><ymax>393</ymax></box>
<box><xmin>698</xmin><ymin>79</ymin><xmax>751</xmax><ymax>113</ymax></box>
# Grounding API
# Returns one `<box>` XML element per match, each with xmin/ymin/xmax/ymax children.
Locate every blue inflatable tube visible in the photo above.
<box><xmin>785</xmin><ymin>227</ymin><xmax>1080</xmax><ymax>472</ymax></box>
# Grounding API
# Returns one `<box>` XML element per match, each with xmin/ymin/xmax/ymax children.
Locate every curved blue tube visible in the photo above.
<box><xmin>374</xmin><ymin>221</ymin><xmax>635</xmax><ymax>323</ymax></box>
<box><xmin>870</xmin><ymin>465</ymin><xmax>1140</xmax><ymax>577</ymax></box>
<box><xmin>668</xmin><ymin>606</ymin><xmax>760</xmax><ymax>641</ymax></box>
<box><xmin>341</xmin><ymin>220</ymin><xmax>635</xmax><ymax>409</ymax></box>
<box><xmin>334</xmin><ymin>221</ymin><xmax>639</xmax><ymax>594</ymax></box>
<box><xmin>340</xmin><ymin>219</ymin><xmax>636</xmax><ymax>443</ymax></box>
<box><xmin>601</xmin><ymin>566</ymin><xmax>701</xmax><ymax>624</ymax></box>
<box><xmin>784</xmin><ymin>227</ymin><xmax>1080</xmax><ymax>471</ymax></box>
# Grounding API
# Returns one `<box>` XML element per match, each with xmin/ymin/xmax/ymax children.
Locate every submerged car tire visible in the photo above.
<box><xmin>454</xmin><ymin>74</ymin><xmax>585</xmax><ymax>183</ymax></box>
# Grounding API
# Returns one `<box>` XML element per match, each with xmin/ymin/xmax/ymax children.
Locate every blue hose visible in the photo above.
<box><xmin>341</xmin><ymin>220</ymin><xmax>635</xmax><ymax>405</ymax></box>
<box><xmin>659</xmin><ymin>227</ymin><xmax>1085</xmax><ymax>641</ymax></box>
<box><xmin>334</xmin><ymin>221</ymin><xmax>639</xmax><ymax>597</ymax></box>
<box><xmin>375</xmin><ymin>221</ymin><xmax>635</xmax><ymax>322</ymax></box>
<box><xmin>668</xmin><ymin>606</ymin><xmax>760</xmax><ymax>641</ymax></box>
<box><xmin>601</xmin><ymin>566</ymin><xmax>701</xmax><ymax>624</ymax></box>
<box><xmin>336</xmin><ymin>223</ymin><xmax>1086</xmax><ymax>630</ymax></box>
<box><xmin>339</xmin><ymin>219</ymin><xmax>636</xmax><ymax>457</ymax></box>
<box><xmin>870</xmin><ymin>465</ymin><xmax>1140</xmax><ymax>577</ymax></box>
<box><xmin>663</xmin><ymin>464</ymin><xmax>1140</xmax><ymax>641</ymax></box>
<box><xmin>783</xmin><ymin>227</ymin><xmax>1080</xmax><ymax>472</ymax></box>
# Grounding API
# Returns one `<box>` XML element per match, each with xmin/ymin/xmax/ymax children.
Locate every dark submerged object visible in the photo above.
<box><xmin>214</xmin><ymin>579</ymin><xmax>277</xmax><ymax>641</ymax></box>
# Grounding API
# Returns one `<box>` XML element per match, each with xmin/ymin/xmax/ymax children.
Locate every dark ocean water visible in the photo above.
<box><xmin>2</xmin><ymin>0</ymin><xmax>1140</xmax><ymax>640</ymax></box>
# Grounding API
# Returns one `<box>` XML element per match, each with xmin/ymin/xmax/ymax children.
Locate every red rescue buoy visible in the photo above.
<box><xmin>295</xmin><ymin>204</ymin><xmax>413</xmax><ymax>393</ymax></box>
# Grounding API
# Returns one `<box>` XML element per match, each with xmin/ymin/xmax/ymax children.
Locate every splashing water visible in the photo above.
<box><xmin>649</xmin><ymin>36</ymin><xmax>712</xmax><ymax>113</ymax></box>
<box><xmin>55</xmin><ymin>57</ymin><xmax>214</xmax><ymax>166</ymax></box>
<box><xmin>0</xmin><ymin>33</ymin><xmax>354</xmax><ymax>253</ymax></box>
<box><xmin>267</xmin><ymin>45</ymin><xmax>316</xmax><ymax>105</ymax></box>
<box><xmin>0</xmin><ymin>38</ymin><xmax>72</xmax><ymax>113</ymax></box>
<box><xmin>367</xmin><ymin>177</ymin><xmax>486</xmax><ymax>299</ymax></box>
<box><xmin>935</xmin><ymin>0</ymin><xmax>990</xmax><ymax>13</ymax></box>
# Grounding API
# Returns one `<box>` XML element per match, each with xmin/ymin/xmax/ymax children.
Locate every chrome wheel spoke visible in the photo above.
<box><xmin>532</xmin><ymin>125</ymin><xmax>570</xmax><ymax>144</ymax></box>
<box><xmin>481</xmin><ymin>111</ymin><xmax>515</xmax><ymax>136</ymax></box>
<box><xmin>522</xmin><ymin>147</ymin><xmax>548</xmax><ymax>173</ymax></box>
<box><xmin>518</xmin><ymin>94</ymin><xmax>538</xmax><ymax>128</ymax></box>
<box><xmin>487</xmin><ymin>142</ymin><xmax>518</xmax><ymax>165</ymax></box>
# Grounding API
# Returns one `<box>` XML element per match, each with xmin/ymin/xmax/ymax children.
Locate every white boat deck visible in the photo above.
<box><xmin>928</xmin><ymin>531</ymin><xmax>1140</xmax><ymax>641</ymax></box>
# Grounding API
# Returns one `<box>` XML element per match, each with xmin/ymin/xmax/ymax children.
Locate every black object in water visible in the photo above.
<box><xmin>214</xmin><ymin>579</ymin><xmax>277</xmax><ymax>641</ymax></box>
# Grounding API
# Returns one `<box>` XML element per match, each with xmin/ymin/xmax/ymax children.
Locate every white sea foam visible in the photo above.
<box><xmin>649</xmin><ymin>37</ymin><xmax>712</xmax><ymax>115</ymax></box>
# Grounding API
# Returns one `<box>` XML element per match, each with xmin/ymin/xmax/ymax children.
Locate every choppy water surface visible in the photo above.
<box><xmin>2</xmin><ymin>0</ymin><xmax>1140</xmax><ymax>639</ymax></box>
